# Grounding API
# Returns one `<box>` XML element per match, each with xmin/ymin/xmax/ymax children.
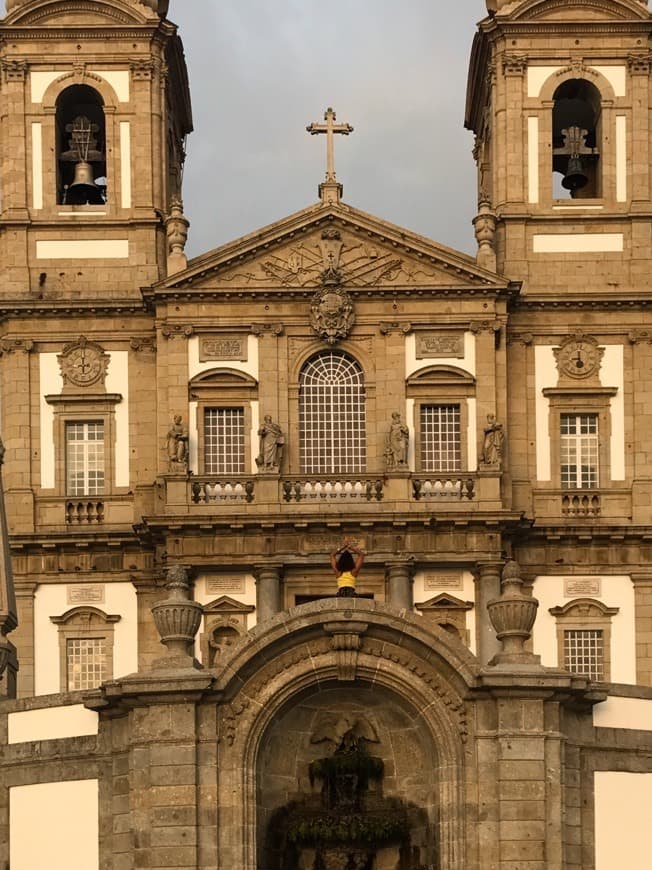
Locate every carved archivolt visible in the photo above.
<box><xmin>216</xmin><ymin>605</ymin><xmax>474</xmax><ymax>749</ymax></box>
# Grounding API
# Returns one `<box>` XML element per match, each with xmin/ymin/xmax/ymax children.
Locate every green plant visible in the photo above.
<box><xmin>287</xmin><ymin>811</ymin><xmax>408</xmax><ymax>847</ymax></box>
<box><xmin>309</xmin><ymin>752</ymin><xmax>384</xmax><ymax>790</ymax></box>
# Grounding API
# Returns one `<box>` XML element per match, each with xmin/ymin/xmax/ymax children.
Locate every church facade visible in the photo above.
<box><xmin>0</xmin><ymin>1</ymin><xmax>651</xmax><ymax>868</ymax></box>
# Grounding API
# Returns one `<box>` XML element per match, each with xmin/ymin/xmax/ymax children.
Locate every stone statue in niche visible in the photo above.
<box><xmin>385</xmin><ymin>412</ymin><xmax>409</xmax><ymax>471</ymax></box>
<box><xmin>166</xmin><ymin>414</ymin><xmax>189</xmax><ymax>471</ymax></box>
<box><xmin>310</xmin><ymin>285</ymin><xmax>355</xmax><ymax>345</ymax></box>
<box><xmin>480</xmin><ymin>414</ymin><xmax>504</xmax><ymax>467</ymax></box>
<box><xmin>256</xmin><ymin>415</ymin><xmax>285</xmax><ymax>472</ymax></box>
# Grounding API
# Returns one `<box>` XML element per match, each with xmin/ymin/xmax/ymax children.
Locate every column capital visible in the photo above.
<box><xmin>475</xmin><ymin>560</ymin><xmax>505</xmax><ymax>577</ymax></box>
<box><xmin>253</xmin><ymin>562</ymin><xmax>284</xmax><ymax>581</ymax></box>
<box><xmin>385</xmin><ymin>557</ymin><xmax>415</xmax><ymax>578</ymax></box>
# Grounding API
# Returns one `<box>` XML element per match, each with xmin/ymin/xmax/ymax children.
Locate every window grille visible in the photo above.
<box><xmin>560</xmin><ymin>413</ymin><xmax>598</xmax><ymax>489</ymax></box>
<box><xmin>66</xmin><ymin>637</ymin><xmax>107</xmax><ymax>690</ymax></box>
<box><xmin>204</xmin><ymin>407</ymin><xmax>245</xmax><ymax>474</ymax></box>
<box><xmin>299</xmin><ymin>352</ymin><xmax>366</xmax><ymax>474</ymax></box>
<box><xmin>66</xmin><ymin>421</ymin><xmax>105</xmax><ymax>496</ymax></box>
<box><xmin>564</xmin><ymin>629</ymin><xmax>604</xmax><ymax>680</ymax></box>
<box><xmin>420</xmin><ymin>404</ymin><xmax>461</xmax><ymax>472</ymax></box>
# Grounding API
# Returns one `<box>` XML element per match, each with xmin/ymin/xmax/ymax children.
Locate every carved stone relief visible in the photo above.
<box><xmin>214</xmin><ymin>227</ymin><xmax>484</xmax><ymax>289</ymax></box>
<box><xmin>310</xmin><ymin>285</ymin><xmax>355</xmax><ymax>345</ymax></box>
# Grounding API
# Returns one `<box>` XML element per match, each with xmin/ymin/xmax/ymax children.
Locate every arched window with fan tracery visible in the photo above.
<box><xmin>299</xmin><ymin>352</ymin><xmax>366</xmax><ymax>474</ymax></box>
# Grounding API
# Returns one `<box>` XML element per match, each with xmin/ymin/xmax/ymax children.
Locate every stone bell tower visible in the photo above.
<box><xmin>466</xmin><ymin>0</ymin><xmax>652</xmax><ymax>294</ymax></box>
<box><xmin>0</xmin><ymin>0</ymin><xmax>192</xmax><ymax>298</ymax></box>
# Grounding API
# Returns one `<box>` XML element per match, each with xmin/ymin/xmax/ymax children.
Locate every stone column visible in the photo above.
<box><xmin>386</xmin><ymin>559</ymin><xmax>414</xmax><ymax>611</ymax></box>
<box><xmin>254</xmin><ymin>563</ymin><xmax>283</xmax><ymax>623</ymax></box>
<box><xmin>475</xmin><ymin>561</ymin><xmax>503</xmax><ymax>665</ymax></box>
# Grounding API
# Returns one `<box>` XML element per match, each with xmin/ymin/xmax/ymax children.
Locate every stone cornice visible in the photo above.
<box><xmin>144</xmin><ymin>284</ymin><xmax>517</xmax><ymax>304</ymax></box>
<box><xmin>0</xmin><ymin>27</ymin><xmax>159</xmax><ymax>39</ymax></box>
<box><xmin>511</xmin><ymin>295</ymin><xmax>652</xmax><ymax>311</ymax></box>
<box><xmin>0</xmin><ymin>300</ymin><xmax>148</xmax><ymax>318</ymax></box>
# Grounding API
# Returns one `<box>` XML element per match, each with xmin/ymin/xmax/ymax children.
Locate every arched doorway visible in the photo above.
<box><xmin>214</xmin><ymin>600</ymin><xmax>476</xmax><ymax>869</ymax></box>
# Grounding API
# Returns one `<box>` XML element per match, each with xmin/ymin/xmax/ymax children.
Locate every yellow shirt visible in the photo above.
<box><xmin>337</xmin><ymin>571</ymin><xmax>356</xmax><ymax>589</ymax></box>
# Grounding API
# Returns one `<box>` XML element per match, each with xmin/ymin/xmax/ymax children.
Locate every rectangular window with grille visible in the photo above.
<box><xmin>66</xmin><ymin>637</ymin><xmax>107</xmax><ymax>690</ymax></box>
<box><xmin>564</xmin><ymin>629</ymin><xmax>604</xmax><ymax>680</ymax></box>
<box><xmin>560</xmin><ymin>413</ymin><xmax>599</xmax><ymax>489</ymax></box>
<box><xmin>204</xmin><ymin>407</ymin><xmax>245</xmax><ymax>474</ymax></box>
<box><xmin>66</xmin><ymin>421</ymin><xmax>105</xmax><ymax>496</ymax></box>
<box><xmin>420</xmin><ymin>404</ymin><xmax>462</xmax><ymax>472</ymax></box>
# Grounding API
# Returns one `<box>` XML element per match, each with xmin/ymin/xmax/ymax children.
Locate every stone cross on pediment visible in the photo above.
<box><xmin>307</xmin><ymin>107</ymin><xmax>354</xmax><ymax>203</ymax></box>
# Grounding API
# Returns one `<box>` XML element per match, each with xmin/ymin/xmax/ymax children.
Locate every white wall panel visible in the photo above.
<box><xmin>10</xmin><ymin>780</ymin><xmax>99</xmax><ymax>870</ymax></box>
<box><xmin>39</xmin><ymin>352</ymin><xmax>61</xmax><ymax>490</ymax></box>
<box><xmin>8</xmin><ymin>704</ymin><xmax>98</xmax><ymax>744</ymax></box>
<box><xmin>532</xmin><ymin>575</ymin><xmax>636</xmax><ymax>683</ymax></box>
<box><xmin>34</xmin><ymin>582</ymin><xmax>137</xmax><ymax>696</ymax></box>
<box><xmin>595</xmin><ymin>773</ymin><xmax>652</xmax><ymax>870</ymax></box>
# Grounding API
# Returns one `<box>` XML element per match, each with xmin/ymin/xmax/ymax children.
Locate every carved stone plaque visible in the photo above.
<box><xmin>67</xmin><ymin>584</ymin><xmax>105</xmax><ymax>605</ymax></box>
<box><xmin>206</xmin><ymin>577</ymin><xmax>246</xmax><ymax>595</ymax></box>
<box><xmin>199</xmin><ymin>336</ymin><xmax>248</xmax><ymax>362</ymax></box>
<box><xmin>423</xmin><ymin>572</ymin><xmax>464</xmax><ymax>591</ymax></box>
<box><xmin>416</xmin><ymin>332</ymin><xmax>465</xmax><ymax>360</ymax></box>
<box><xmin>563</xmin><ymin>577</ymin><xmax>601</xmax><ymax>598</ymax></box>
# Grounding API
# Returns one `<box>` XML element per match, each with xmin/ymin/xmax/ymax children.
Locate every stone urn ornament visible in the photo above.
<box><xmin>151</xmin><ymin>565</ymin><xmax>203</xmax><ymax>669</ymax></box>
<box><xmin>486</xmin><ymin>559</ymin><xmax>541</xmax><ymax>667</ymax></box>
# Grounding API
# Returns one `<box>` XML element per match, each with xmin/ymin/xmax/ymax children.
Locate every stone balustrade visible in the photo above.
<box><xmin>282</xmin><ymin>476</ymin><xmax>384</xmax><ymax>502</ymax></box>
<box><xmin>190</xmin><ymin>478</ymin><xmax>255</xmax><ymax>504</ymax></box>
<box><xmin>65</xmin><ymin>500</ymin><xmax>105</xmax><ymax>524</ymax></box>
<box><xmin>412</xmin><ymin>477</ymin><xmax>475</xmax><ymax>501</ymax></box>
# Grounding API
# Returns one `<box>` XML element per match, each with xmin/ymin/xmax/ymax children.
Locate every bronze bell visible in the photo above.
<box><xmin>562</xmin><ymin>155</ymin><xmax>588</xmax><ymax>192</ymax></box>
<box><xmin>65</xmin><ymin>161</ymin><xmax>104</xmax><ymax>205</ymax></box>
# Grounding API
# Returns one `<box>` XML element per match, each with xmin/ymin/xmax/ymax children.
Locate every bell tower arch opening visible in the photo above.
<box><xmin>55</xmin><ymin>85</ymin><xmax>107</xmax><ymax>205</ymax></box>
<box><xmin>552</xmin><ymin>78</ymin><xmax>602</xmax><ymax>199</ymax></box>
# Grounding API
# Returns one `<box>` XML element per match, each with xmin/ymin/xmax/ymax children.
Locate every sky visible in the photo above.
<box><xmin>171</xmin><ymin>0</ymin><xmax>490</xmax><ymax>258</ymax></box>
<box><xmin>1</xmin><ymin>0</ymin><xmax>491</xmax><ymax>258</ymax></box>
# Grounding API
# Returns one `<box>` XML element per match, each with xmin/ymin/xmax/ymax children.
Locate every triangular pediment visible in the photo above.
<box><xmin>202</xmin><ymin>595</ymin><xmax>255</xmax><ymax>614</ymax></box>
<box><xmin>153</xmin><ymin>202</ymin><xmax>513</xmax><ymax>299</ymax></box>
<box><xmin>415</xmin><ymin>594</ymin><xmax>474</xmax><ymax>612</ymax></box>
